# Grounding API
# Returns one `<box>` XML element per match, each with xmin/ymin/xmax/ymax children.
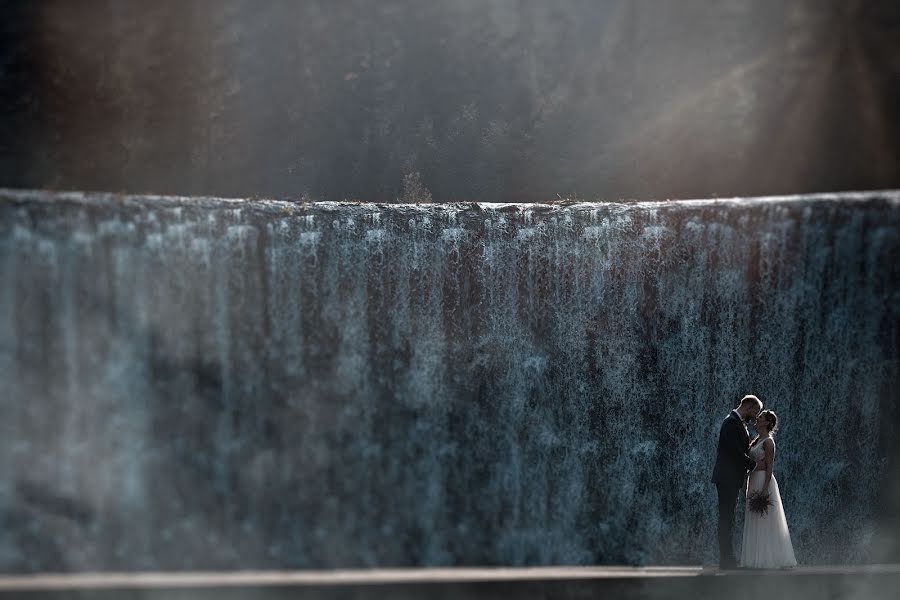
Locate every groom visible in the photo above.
<box><xmin>711</xmin><ymin>394</ymin><xmax>762</xmax><ymax>569</ymax></box>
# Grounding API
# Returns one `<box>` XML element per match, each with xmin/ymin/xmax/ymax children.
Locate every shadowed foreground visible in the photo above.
<box><xmin>2</xmin><ymin>566</ymin><xmax>900</xmax><ymax>599</ymax></box>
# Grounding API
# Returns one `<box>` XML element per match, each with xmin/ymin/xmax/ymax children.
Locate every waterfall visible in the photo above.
<box><xmin>0</xmin><ymin>188</ymin><xmax>897</xmax><ymax>571</ymax></box>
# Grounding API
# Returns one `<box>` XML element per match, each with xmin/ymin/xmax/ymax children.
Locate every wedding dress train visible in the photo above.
<box><xmin>740</xmin><ymin>440</ymin><xmax>797</xmax><ymax>568</ymax></box>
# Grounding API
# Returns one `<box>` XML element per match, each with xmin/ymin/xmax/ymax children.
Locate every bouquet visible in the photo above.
<box><xmin>747</xmin><ymin>490</ymin><xmax>773</xmax><ymax>516</ymax></box>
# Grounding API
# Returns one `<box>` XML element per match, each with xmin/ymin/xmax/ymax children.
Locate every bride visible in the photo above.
<box><xmin>741</xmin><ymin>410</ymin><xmax>798</xmax><ymax>568</ymax></box>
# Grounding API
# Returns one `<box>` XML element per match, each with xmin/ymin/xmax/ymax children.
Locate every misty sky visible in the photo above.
<box><xmin>1</xmin><ymin>0</ymin><xmax>898</xmax><ymax>202</ymax></box>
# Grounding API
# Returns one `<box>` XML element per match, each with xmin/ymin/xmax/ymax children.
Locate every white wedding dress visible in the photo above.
<box><xmin>740</xmin><ymin>439</ymin><xmax>797</xmax><ymax>568</ymax></box>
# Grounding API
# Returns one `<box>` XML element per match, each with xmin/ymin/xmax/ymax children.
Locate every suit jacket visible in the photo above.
<box><xmin>711</xmin><ymin>410</ymin><xmax>757</xmax><ymax>487</ymax></box>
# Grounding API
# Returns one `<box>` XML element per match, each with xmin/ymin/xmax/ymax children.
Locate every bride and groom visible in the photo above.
<box><xmin>711</xmin><ymin>394</ymin><xmax>798</xmax><ymax>569</ymax></box>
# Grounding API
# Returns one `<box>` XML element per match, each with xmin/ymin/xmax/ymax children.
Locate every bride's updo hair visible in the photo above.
<box><xmin>759</xmin><ymin>410</ymin><xmax>778</xmax><ymax>435</ymax></box>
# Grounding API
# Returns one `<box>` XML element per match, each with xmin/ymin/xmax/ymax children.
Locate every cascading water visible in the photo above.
<box><xmin>0</xmin><ymin>188</ymin><xmax>897</xmax><ymax>571</ymax></box>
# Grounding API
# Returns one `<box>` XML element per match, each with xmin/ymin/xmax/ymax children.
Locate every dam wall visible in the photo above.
<box><xmin>0</xmin><ymin>189</ymin><xmax>897</xmax><ymax>571</ymax></box>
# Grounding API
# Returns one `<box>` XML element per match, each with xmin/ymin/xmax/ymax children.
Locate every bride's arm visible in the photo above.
<box><xmin>762</xmin><ymin>439</ymin><xmax>775</xmax><ymax>493</ymax></box>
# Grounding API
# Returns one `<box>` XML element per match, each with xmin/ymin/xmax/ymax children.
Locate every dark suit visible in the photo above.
<box><xmin>711</xmin><ymin>410</ymin><xmax>757</xmax><ymax>567</ymax></box>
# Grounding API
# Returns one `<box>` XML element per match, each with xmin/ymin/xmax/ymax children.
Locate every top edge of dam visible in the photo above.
<box><xmin>2</xmin><ymin>187</ymin><xmax>899</xmax><ymax>214</ymax></box>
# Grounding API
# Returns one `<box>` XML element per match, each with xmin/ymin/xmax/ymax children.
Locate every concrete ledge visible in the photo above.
<box><xmin>2</xmin><ymin>566</ymin><xmax>899</xmax><ymax>599</ymax></box>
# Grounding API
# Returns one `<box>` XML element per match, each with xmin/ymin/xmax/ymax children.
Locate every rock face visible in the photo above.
<box><xmin>0</xmin><ymin>189</ymin><xmax>898</xmax><ymax>571</ymax></box>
